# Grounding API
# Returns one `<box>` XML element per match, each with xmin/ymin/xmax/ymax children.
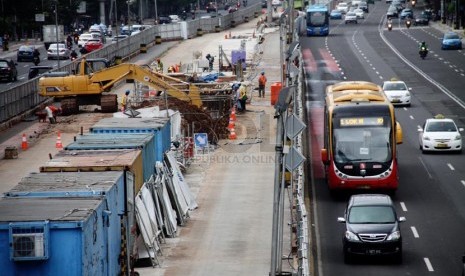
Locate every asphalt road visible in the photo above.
<box><xmin>302</xmin><ymin>1</ymin><xmax>465</xmax><ymax>275</ymax></box>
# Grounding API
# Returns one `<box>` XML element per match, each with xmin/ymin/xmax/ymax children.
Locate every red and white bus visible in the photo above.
<box><xmin>320</xmin><ymin>81</ymin><xmax>403</xmax><ymax>192</ymax></box>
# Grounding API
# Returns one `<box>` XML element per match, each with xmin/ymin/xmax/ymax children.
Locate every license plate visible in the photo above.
<box><xmin>436</xmin><ymin>143</ymin><xmax>448</xmax><ymax>148</ymax></box>
<box><xmin>367</xmin><ymin>249</ymin><xmax>381</xmax><ymax>255</ymax></box>
<box><xmin>391</xmin><ymin>99</ymin><xmax>400</xmax><ymax>103</ymax></box>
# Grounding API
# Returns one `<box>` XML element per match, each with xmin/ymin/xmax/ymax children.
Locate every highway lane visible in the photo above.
<box><xmin>302</xmin><ymin>1</ymin><xmax>465</xmax><ymax>275</ymax></box>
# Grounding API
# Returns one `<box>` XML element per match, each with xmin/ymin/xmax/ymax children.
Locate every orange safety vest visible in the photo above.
<box><xmin>259</xmin><ymin>75</ymin><xmax>267</xmax><ymax>86</ymax></box>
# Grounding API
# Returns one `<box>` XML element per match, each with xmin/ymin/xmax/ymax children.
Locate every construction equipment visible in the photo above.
<box><xmin>38</xmin><ymin>58</ymin><xmax>202</xmax><ymax>114</ymax></box>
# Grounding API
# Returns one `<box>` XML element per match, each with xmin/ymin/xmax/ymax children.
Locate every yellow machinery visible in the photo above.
<box><xmin>38</xmin><ymin>58</ymin><xmax>202</xmax><ymax>114</ymax></box>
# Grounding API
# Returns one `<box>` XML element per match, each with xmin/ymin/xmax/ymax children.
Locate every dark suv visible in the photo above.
<box><xmin>0</xmin><ymin>59</ymin><xmax>18</xmax><ymax>82</ymax></box>
<box><xmin>337</xmin><ymin>194</ymin><xmax>405</xmax><ymax>263</ymax></box>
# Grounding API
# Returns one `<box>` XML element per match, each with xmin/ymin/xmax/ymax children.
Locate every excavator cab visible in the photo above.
<box><xmin>74</xmin><ymin>58</ymin><xmax>111</xmax><ymax>75</ymax></box>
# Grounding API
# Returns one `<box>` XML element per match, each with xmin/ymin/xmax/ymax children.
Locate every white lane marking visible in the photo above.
<box><xmin>400</xmin><ymin>202</ymin><xmax>407</xmax><ymax>212</ymax></box>
<box><xmin>411</xmin><ymin>226</ymin><xmax>419</xmax><ymax>238</ymax></box>
<box><xmin>461</xmin><ymin>180</ymin><xmax>465</xmax><ymax>187</ymax></box>
<box><xmin>447</xmin><ymin>163</ymin><xmax>455</xmax><ymax>170</ymax></box>
<box><xmin>409</xmin><ymin>115</ymin><xmax>414</xmax><ymax>120</ymax></box>
<box><xmin>419</xmin><ymin>157</ymin><xmax>433</xmax><ymax>179</ymax></box>
<box><xmin>424</xmin><ymin>257</ymin><xmax>434</xmax><ymax>272</ymax></box>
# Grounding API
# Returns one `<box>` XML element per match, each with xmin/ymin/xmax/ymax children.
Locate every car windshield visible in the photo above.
<box><xmin>348</xmin><ymin>206</ymin><xmax>396</xmax><ymax>224</ymax></box>
<box><xmin>384</xmin><ymin>82</ymin><xmax>407</xmax><ymax>90</ymax></box>
<box><xmin>0</xmin><ymin>61</ymin><xmax>9</xmax><ymax>68</ymax></box>
<box><xmin>445</xmin><ymin>33</ymin><xmax>459</xmax><ymax>39</ymax></box>
<box><xmin>426</xmin><ymin>121</ymin><xmax>457</xmax><ymax>132</ymax></box>
<box><xmin>19</xmin><ymin>46</ymin><xmax>33</xmax><ymax>51</ymax></box>
<box><xmin>347</xmin><ymin>12</ymin><xmax>356</xmax><ymax>16</ymax></box>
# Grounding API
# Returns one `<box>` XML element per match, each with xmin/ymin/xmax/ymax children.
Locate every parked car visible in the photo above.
<box><xmin>83</xmin><ymin>39</ymin><xmax>103</xmax><ymax>53</ymax></box>
<box><xmin>418</xmin><ymin>114</ymin><xmax>463</xmax><ymax>153</ymax></box>
<box><xmin>17</xmin><ymin>45</ymin><xmax>36</xmax><ymax>62</ymax></box>
<box><xmin>0</xmin><ymin>59</ymin><xmax>18</xmax><ymax>82</ymax></box>
<box><xmin>441</xmin><ymin>32</ymin><xmax>463</xmax><ymax>50</ymax></box>
<box><xmin>330</xmin><ymin>9</ymin><xmax>343</xmax><ymax>19</ymax></box>
<box><xmin>399</xmin><ymin>8</ymin><xmax>413</xmax><ymax>19</ymax></box>
<box><xmin>158</xmin><ymin>16</ymin><xmax>172</xmax><ymax>24</ymax></box>
<box><xmin>261</xmin><ymin>0</ymin><xmax>267</xmax><ymax>8</ymax></box>
<box><xmin>414</xmin><ymin>13</ymin><xmax>430</xmax><ymax>25</ymax></box>
<box><xmin>338</xmin><ymin>194</ymin><xmax>405</xmax><ymax>263</ymax></box>
<box><xmin>382</xmin><ymin>79</ymin><xmax>411</xmax><ymax>106</ymax></box>
<box><xmin>344</xmin><ymin>12</ymin><xmax>358</xmax><ymax>24</ymax></box>
<box><xmin>169</xmin><ymin>15</ymin><xmax>181</xmax><ymax>22</ymax></box>
<box><xmin>47</xmin><ymin>43</ymin><xmax>70</xmax><ymax>60</ymax></box>
<box><xmin>28</xmin><ymin>65</ymin><xmax>53</xmax><ymax>80</ymax></box>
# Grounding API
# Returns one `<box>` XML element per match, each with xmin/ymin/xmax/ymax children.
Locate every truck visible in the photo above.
<box><xmin>38</xmin><ymin>58</ymin><xmax>202</xmax><ymax>114</ymax></box>
<box><xmin>42</xmin><ymin>25</ymin><xmax>65</xmax><ymax>49</ymax></box>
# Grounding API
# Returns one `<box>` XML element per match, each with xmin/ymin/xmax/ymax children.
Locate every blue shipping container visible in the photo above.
<box><xmin>90</xmin><ymin>117</ymin><xmax>171</xmax><ymax>161</ymax></box>
<box><xmin>0</xmin><ymin>196</ymin><xmax>122</xmax><ymax>276</ymax></box>
<box><xmin>65</xmin><ymin>133</ymin><xmax>157</xmax><ymax>183</ymax></box>
<box><xmin>1</xmin><ymin>171</ymin><xmax>128</xmax><ymax>276</ymax></box>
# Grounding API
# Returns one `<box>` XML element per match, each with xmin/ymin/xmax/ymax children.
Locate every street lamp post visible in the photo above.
<box><xmin>54</xmin><ymin>1</ymin><xmax>60</xmax><ymax>68</ymax></box>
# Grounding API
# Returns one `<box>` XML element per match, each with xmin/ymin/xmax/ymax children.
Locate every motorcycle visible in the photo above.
<box><xmin>419</xmin><ymin>46</ymin><xmax>428</xmax><ymax>59</ymax></box>
<box><xmin>33</xmin><ymin>55</ymin><xmax>40</xmax><ymax>66</ymax></box>
<box><xmin>405</xmin><ymin>19</ymin><xmax>411</xmax><ymax>28</ymax></box>
<box><xmin>387</xmin><ymin>22</ymin><xmax>392</xmax><ymax>31</ymax></box>
<box><xmin>411</xmin><ymin>0</ymin><xmax>416</xmax><ymax>6</ymax></box>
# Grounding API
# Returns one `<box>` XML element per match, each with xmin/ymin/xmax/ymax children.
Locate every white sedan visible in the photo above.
<box><xmin>344</xmin><ymin>12</ymin><xmax>358</xmax><ymax>24</ymax></box>
<box><xmin>382</xmin><ymin>79</ymin><xmax>411</xmax><ymax>106</ymax></box>
<box><xmin>353</xmin><ymin>8</ymin><xmax>365</xmax><ymax>19</ymax></box>
<box><xmin>418</xmin><ymin>115</ymin><xmax>463</xmax><ymax>153</ymax></box>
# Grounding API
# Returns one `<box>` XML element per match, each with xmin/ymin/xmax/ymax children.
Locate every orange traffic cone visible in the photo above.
<box><xmin>227</xmin><ymin>117</ymin><xmax>235</xmax><ymax>130</ymax></box>
<box><xmin>230</xmin><ymin>107</ymin><xmax>237</xmax><ymax>122</ymax></box>
<box><xmin>21</xmin><ymin>134</ymin><xmax>28</xmax><ymax>150</ymax></box>
<box><xmin>229</xmin><ymin>127</ymin><xmax>237</xmax><ymax>140</ymax></box>
<box><xmin>56</xmin><ymin>131</ymin><xmax>63</xmax><ymax>149</ymax></box>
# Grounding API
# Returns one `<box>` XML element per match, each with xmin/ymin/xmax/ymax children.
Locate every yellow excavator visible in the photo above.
<box><xmin>38</xmin><ymin>58</ymin><xmax>202</xmax><ymax>114</ymax></box>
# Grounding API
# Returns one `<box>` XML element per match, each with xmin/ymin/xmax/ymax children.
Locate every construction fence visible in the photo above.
<box><xmin>0</xmin><ymin>4</ymin><xmax>262</xmax><ymax>126</ymax></box>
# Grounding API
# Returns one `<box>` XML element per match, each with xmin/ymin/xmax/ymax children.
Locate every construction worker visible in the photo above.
<box><xmin>258</xmin><ymin>71</ymin><xmax>267</xmax><ymax>98</ymax></box>
<box><xmin>155</xmin><ymin>58</ymin><xmax>164</xmax><ymax>73</ymax></box>
<box><xmin>238</xmin><ymin>82</ymin><xmax>247</xmax><ymax>112</ymax></box>
<box><xmin>44</xmin><ymin>105</ymin><xmax>60</xmax><ymax>124</ymax></box>
<box><xmin>121</xmin><ymin>90</ymin><xmax>130</xmax><ymax>111</ymax></box>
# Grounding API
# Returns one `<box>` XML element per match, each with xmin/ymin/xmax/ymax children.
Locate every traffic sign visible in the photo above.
<box><xmin>194</xmin><ymin>133</ymin><xmax>208</xmax><ymax>149</ymax></box>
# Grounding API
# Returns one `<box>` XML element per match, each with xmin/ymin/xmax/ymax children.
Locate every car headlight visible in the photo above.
<box><xmin>387</xmin><ymin>231</ymin><xmax>401</xmax><ymax>241</ymax></box>
<box><xmin>423</xmin><ymin>135</ymin><xmax>430</xmax><ymax>141</ymax></box>
<box><xmin>405</xmin><ymin>92</ymin><xmax>410</xmax><ymax>97</ymax></box>
<box><xmin>345</xmin><ymin>231</ymin><xmax>360</xmax><ymax>241</ymax></box>
<box><xmin>455</xmin><ymin>134</ymin><xmax>461</xmax><ymax>140</ymax></box>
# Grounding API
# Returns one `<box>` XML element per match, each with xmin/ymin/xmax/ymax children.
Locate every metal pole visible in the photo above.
<box><xmin>270</xmin><ymin>112</ymin><xmax>284</xmax><ymax>276</ymax></box>
<box><xmin>154</xmin><ymin>0</ymin><xmax>158</xmax><ymax>23</ymax></box>
<box><xmin>55</xmin><ymin>2</ymin><xmax>60</xmax><ymax>68</ymax></box>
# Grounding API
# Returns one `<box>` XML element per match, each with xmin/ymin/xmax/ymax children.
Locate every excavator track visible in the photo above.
<box><xmin>60</xmin><ymin>98</ymin><xmax>79</xmax><ymax>115</ymax></box>
<box><xmin>101</xmin><ymin>94</ymin><xmax>118</xmax><ymax>113</ymax></box>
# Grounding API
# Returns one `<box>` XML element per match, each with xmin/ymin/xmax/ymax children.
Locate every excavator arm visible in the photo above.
<box><xmin>38</xmin><ymin>59</ymin><xmax>202</xmax><ymax>109</ymax></box>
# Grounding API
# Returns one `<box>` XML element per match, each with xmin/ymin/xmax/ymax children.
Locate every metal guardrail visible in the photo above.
<box><xmin>0</xmin><ymin>4</ymin><xmax>261</xmax><ymax>125</ymax></box>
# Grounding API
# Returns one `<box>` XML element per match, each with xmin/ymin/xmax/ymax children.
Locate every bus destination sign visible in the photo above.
<box><xmin>340</xmin><ymin>117</ymin><xmax>384</xmax><ymax>126</ymax></box>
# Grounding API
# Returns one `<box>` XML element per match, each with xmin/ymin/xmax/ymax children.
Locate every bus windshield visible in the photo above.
<box><xmin>307</xmin><ymin>11</ymin><xmax>328</xmax><ymax>27</ymax></box>
<box><xmin>333</xmin><ymin>125</ymin><xmax>392</xmax><ymax>163</ymax></box>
